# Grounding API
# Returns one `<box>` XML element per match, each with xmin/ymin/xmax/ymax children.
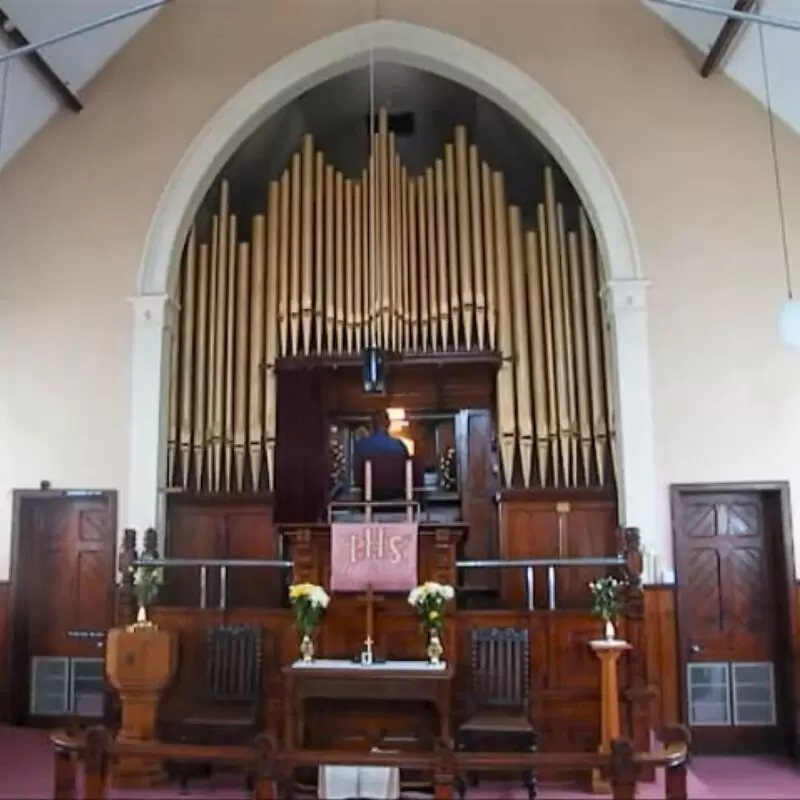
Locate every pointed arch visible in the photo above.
<box><xmin>129</xmin><ymin>20</ymin><xmax>659</xmax><ymax>566</ymax></box>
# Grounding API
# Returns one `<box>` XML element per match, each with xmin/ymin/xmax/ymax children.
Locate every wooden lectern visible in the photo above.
<box><xmin>106</xmin><ymin>624</ymin><xmax>176</xmax><ymax>788</ymax></box>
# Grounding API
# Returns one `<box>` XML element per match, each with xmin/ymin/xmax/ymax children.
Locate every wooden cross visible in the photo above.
<box><xmin>358</xmin><ymin>583</ymin><xmax>384</xmax><ymax>660</ymax></box>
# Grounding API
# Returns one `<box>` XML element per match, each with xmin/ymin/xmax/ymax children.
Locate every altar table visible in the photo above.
<box><xmin>283</xmin><ymin>659</ymin><xmax>455</xmax><ymax>752</ymax></box>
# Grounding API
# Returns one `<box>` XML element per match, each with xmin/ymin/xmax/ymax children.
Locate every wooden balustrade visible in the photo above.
<box><xmin>51</xmin><ymin>725</ymin><xmax>689</xmax><ymax>800</ymax></box>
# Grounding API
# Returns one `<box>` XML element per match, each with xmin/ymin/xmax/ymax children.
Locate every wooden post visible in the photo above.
<box><xmin>433</xmin><ymin>738</ymin><xmax>455</xmax><ymax>800</ymax></box>
<box><xmin>53</xmin><ymin>745</ymin><xmax>76</xmax><ymax>800</ymax></box>
<box><xmin>116</xmin><ymin>529</ymin><xmax>137</xmax><ymax>627</ymax></box>
<box><xmin>590</xmin><ymin>638</ymin><xmax>631</xmax><ymax>793</ymax></box>
<box><xmin>662</xmin><ymin>724</ymin><xmax>690</xmax><ymax>800</ymax></box>
<box><xmin>608</xmin><ymin>738</ymin><xmax>638</xmax><ymax>800</ymax></box>
<box><xmin>83</xmin><ymin>726</ymin><xmax>110</xmax><ymax>800</ymax></box>
<box><xmin>254</xmin><ymin>733</ymin><xmax>280</xmax><ymax>800</ymax></box>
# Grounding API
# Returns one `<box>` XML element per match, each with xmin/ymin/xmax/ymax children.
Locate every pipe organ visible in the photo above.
<box><xmin>166</xmin><ymin>110</ymin><xmax>616</xmax><ymax>495</ymax></box>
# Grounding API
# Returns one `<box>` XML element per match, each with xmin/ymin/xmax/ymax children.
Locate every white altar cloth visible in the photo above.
<box><xmin>291</xmin><ymin>658</ymin><xmax>446</xmax><ymax>670</ymax></box>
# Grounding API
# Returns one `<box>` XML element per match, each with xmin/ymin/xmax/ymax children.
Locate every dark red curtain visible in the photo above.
<box><xmin>274</xmin><ymin>370</ymin><xmax>327</xmax><ymax>523</ymax></box>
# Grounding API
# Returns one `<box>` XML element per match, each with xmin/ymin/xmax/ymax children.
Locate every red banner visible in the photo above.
<box><xmin>330</xmin><ymin>522</ymin><xmax>418</xmax><ymax>592</ymax></box>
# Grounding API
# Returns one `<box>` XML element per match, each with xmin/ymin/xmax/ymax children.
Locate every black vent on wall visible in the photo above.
<box><xmin>364</xmin><ymin>112</ymin><xmax>415</xmax><ymax>137</ymax></box>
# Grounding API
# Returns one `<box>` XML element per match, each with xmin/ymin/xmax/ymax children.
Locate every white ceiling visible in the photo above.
<box><xmin>0</xmin><ymin>0</ymin><xmax>797</xmax><ymax>171</ymax></box>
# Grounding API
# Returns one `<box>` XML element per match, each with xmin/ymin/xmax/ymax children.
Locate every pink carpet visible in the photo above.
<box><xmin>1</xmin><ymin>726</ymin><xmax>800</xmax><ymax>798</ymax></box>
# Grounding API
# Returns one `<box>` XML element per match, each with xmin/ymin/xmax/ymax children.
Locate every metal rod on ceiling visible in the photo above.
<box><xmin>649</xmin><ymin>0</ymin><xmax>800</xmax><ymax>32</ymax></box>
<box><xmin>0</xmin><ymin>0</ymin><xmax>172</xmax><ymax>66</ymax></box>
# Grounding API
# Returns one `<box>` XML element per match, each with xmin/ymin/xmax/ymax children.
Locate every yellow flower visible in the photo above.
<box><xmin>289</xmin><ymin>583</ymin><xmax>312</xmax><ymax>600</ymax></box>
<box><xmin>428</xmin><ymin>610</ymin><xmax>439</xmax><ymax>621</ymax></box>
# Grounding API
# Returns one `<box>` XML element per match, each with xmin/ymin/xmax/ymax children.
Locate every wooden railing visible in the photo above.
<box><xmin>51</xmin><ymin>725</ymin><xmax>690</xmax><ymax>800</ymax></box>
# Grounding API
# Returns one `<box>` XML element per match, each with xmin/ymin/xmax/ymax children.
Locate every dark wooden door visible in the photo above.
<box><xmin>13</xmin><ymin>495</ymin><xmax>115</xmax><ymax>725</ymax></box>
<box><xmin>673</xmin><ymin>490</ymin><xmax>783</xmax><ymax>753</ymax></box>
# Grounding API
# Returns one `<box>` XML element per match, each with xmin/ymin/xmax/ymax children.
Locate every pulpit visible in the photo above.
<box><xmin>106</xmin><ymin>623</ymin><xmax>176</xmax><ymax>788</ymax></box>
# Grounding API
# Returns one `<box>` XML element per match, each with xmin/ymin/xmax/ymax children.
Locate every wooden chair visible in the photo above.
<box><xmin>456</xmin><ymin>627</ymin><xmax>538</xmax><ymax>800</ymax></box>
<box><xmin>166</xmin><ymin>624</ymin><xmax>263</xmax><ymax>791</ymax></box>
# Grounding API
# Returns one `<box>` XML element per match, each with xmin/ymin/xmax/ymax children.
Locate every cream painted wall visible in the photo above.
<box><xmin>1</xmin><ymin>0</ymin><xmax>799</xmax><ymax>580</ymax></box>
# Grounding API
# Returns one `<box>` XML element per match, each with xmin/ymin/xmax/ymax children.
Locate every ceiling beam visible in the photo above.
<box><xmin>0</xmin><ymin>6</ymin><xmax>82</xmax><ymax>112</ymax></box>
<box><xmin>700</xmin><ymin>0</ymin><xmax>760</xmax><ymax>78</ymax></box>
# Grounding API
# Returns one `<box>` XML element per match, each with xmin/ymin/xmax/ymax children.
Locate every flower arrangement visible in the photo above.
<box><xmin>288</xmin><ymin>582</ymin><xmax>330</xmax><ymax>661</ymax></box>
<box><xmin>589</xmin><ymin>575</ymin><xmax>626</xmax><ymax>640</ymax></box>
<box><xmin>408</xmin><ymin>582</ymin><xmax>455</xmax><ymax>665</ymax></box>
<box><xmin>130</xmin><ymin>552</ymin><xmax>164</xmax><ymax>624</ymax></box>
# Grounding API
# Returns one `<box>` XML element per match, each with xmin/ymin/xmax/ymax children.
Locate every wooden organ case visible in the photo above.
<box><xmin>132</xmin><ymin>108</ymin><xmax>653</xmax><ymax>776</ymax></box>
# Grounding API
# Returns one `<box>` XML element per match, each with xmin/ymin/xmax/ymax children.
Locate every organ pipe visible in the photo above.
<box><xmin>165</xmin><ymin>112</ymin><xmax>617</xmax><ymax>493</ymax></box>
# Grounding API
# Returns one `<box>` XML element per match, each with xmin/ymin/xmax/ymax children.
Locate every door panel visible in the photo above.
<box><xmin>674</xmin><ymin>490</ymin><xmax>782</xmax><ymax>753</ymax></box>
<box><xmin>17</xmin><ymin>496</ymin><xmax>115</xmax><ymax>725</ymax></box>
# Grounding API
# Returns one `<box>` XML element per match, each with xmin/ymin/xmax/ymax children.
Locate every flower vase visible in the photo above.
<box><xmin>299</xmin><ymin>633</ymin><xmax>315</xmax><ymax>663</ymax></box>
<box><xmin>427</xmin><ymin>630</ymin><xmax>444</xmax><ymax>665</ymax></box>
<box><xmin>603</xmin><ymin>619</ymin><xmax>616</xmax><ymax>641</ymax></box>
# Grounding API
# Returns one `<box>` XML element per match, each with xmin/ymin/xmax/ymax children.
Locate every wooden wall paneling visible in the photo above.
<box><xmin>149</xmin><ymin>605</ymin><xmax>652</xmax><ymax>781</ymax></box>
<box><xmin>498</xmin><ymin>494</ymin><xmax>618</xmax><ymax>608</ymax></box>
<box><xmin>0</xmin><ymin>582</ymin><xmax>10</xmax><ymax>721</ymax></box>
<box><xmin>456</xmin><ymin>410</ymin><xmax>498</xmax><ymax>585</ymax></box>
<box><xmin>322</xmin><ymin>362</ymin><xmax>495</xmax><ymax>415</ymax></box>
<box><xmin>643</xmin><ymin>585</ymin><xmax>678</xmax><ymax>736</ymax></box>
<box><xmin>165</xmin><ymin>498</ymin><xmax>277</xmax><ymax>608</ymax></box>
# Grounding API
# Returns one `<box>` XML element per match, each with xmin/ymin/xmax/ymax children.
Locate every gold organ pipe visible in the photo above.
<box><xmin>492</xmin><ymin>172</ymin><xmax>516</xmax><ymax>486</ymax></box>
<box><xmin>169</xmin><ymin>112</ymin><xmax>619</xmax><ymax>494</ymax></box>
<box><xmin>537</xmin><ymin>202</ymin><xmax>558</xmax><ymax>487</ymax></box>
<box><xmin>193</xmin><ymin>242</ymin><xmax>209</xmax><ymax>492</ymax></box>
<box><xmin>167</xmin><ymin>267</ymin><xmax>179</xmax><ymax>487</ymax></box>
<box><xmin>568</xmin><ymin>230</ymin><xmax>592</xmax><ymax>485</ymax></box>
<box><xmin>379</xmin><ymin>112</ymin><xmax>390</xmax><ymax>349</ymax></box>
<box><xmin>435</xmin><ymin>160</ymin><xmax>449</xmax><ymax>350</ymax></box>
<box><xmin>388</xmin><ymin>139</ymin><xmax>398</xmax><ymax>352</ymax></box>
<box><xmin>367</xmin><ymin>152</ymin><xmax>377</xmax><ymax>347</ymax></box>
<box><xmin>557</xmin><ymin>206</ymin><xmax>578</xmax><ymax>487</ymax></box>
<box><xmin>598</xmin><ymin>255</ymin><xmax>618</xmax><ymax>485</ymax></box>
<box><xmin>481</xmin><ymin>163</ymin><xmax>497</xmax><ymax>352</ymax></box>
<box><xmin>289</xmin><ymin>153</ymin><xmax>302</xmax><ymax>357</ymax></box>
<box><xmin>400</xmin><ymin>165</ymin><xmax>411</xmax><ymax>352</ymax></box>
<box><xmin>544</xmin><ymin>170</ymin><xmax>570</xmax><ymax>486</ymax></box>
<box><xmin>455</xmin><ymin>128</ymin><xmax>473</xmax><ymax>350</ymax></box>
<box><xmin>212</xmin><ymin>184</ymin><xmax>229</xmax><ymax>493</ymax></box>
<box><xmin>334</xmin><ymin>172</ymin><xmax>345</xmax><ymax>353</ymax></box>
<box><xmin>469</xmin><ymin>146</ymin><xmax>486</xmax><ymax>351</ymax></box>
<box><xmin>408</xmin><ymin>179</ymin><xmax>419</xmax><ymax>352</ymax></box>
<box><xmin>416</xmin><ymin>176</ymin><xmax>430</xmax><ymax>351</ymax></box>
<box><xmin>509</xmin><ymin>207</ymin><xmax>533</xmax><ymax>488</ymax></box>
<box><xmin>249</xmin><ymin>215</ymin><xmax>267</xmax><ymax>492</ymax></box>
<box><xmin>314</xmin><ymin>151</ymin><xmax>324</xmax><ymax>354</ymax></box>
<box><xmin>233</xmin><ymin>240</ymin><xmax>250</xmax><ymax>492</ymax></box>
<box><xmin>445</xmin><ymin>144</ymin><xmax>460</xmax><ymax>350</ymax></box>
<box><xmin>178</xmin><ymin>229</ymin><xmax>197</xmax><ymax>490</ymax></box>
<box><xmin>224</xmin><ymin>214</ymin><xmax>238</xmax><ymax>493</ymax></box>
<box><xmin>354</xmin><ymin>182</ymin><xmax>363</xmax><ymax>353</ymax></box>
<box><xmin>345</xmin><ymin>179</ymin><xmax>355</xmax><ymax>353</ymax></box>
<box><xmin>301</xmin><ymin>136</ymin><xmax>314</xmax><ymax>355</ymax></box>
<box><xmin>524</xmin><ymin>231</ymin><xmax>550</xmax><ymax>486</ymax></box>
<box><xmin>265</xmin><ymin>181</ymin><xmax>281</xmax><ymax>491</ymax></box>
<box><xmin>580</xmin><ymin>208</ymin><xmax>606</xmax><ymax>485</ymax></box>
<box><xmin>425</xmin><ymin>169</ymin><xmax>439</xmax><ymax>352</ymax></box>
<box><xmin>361</xmin><ymin>168</ymin><xmax>371</xmax><ymax>349</ymax></box>
<box><xmin>278</xmin><ymin>171</ymin><xmax>290</xmax><ymax>358</ymax></box>
<box><xmin>325</xmin><ymin>166</ymin><xmax>335</xmax><ymax>352</ymax></box>
<box><xmin>204</xmin><ymin>215</ymin><xmax>219</xmax><ymax>492</ymax></box>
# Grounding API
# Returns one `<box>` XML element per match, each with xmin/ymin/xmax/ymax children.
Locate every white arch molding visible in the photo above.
<box><xmin>130</xmin><ymin>20</ymin><xmax>660</xmax><ymax>570</ymax></box>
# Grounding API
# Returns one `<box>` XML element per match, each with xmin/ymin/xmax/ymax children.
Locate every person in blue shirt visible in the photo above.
<box><xmin>353</xmin><ymin>410</ymin><xmax>410</xmax><ymax>501</ymax></box>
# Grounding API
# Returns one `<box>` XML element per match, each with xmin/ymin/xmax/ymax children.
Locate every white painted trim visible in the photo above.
<box><xmin>129</xmin><ymin>20</ymin><xmax>661</xmax><ymax>565</ymax></box>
